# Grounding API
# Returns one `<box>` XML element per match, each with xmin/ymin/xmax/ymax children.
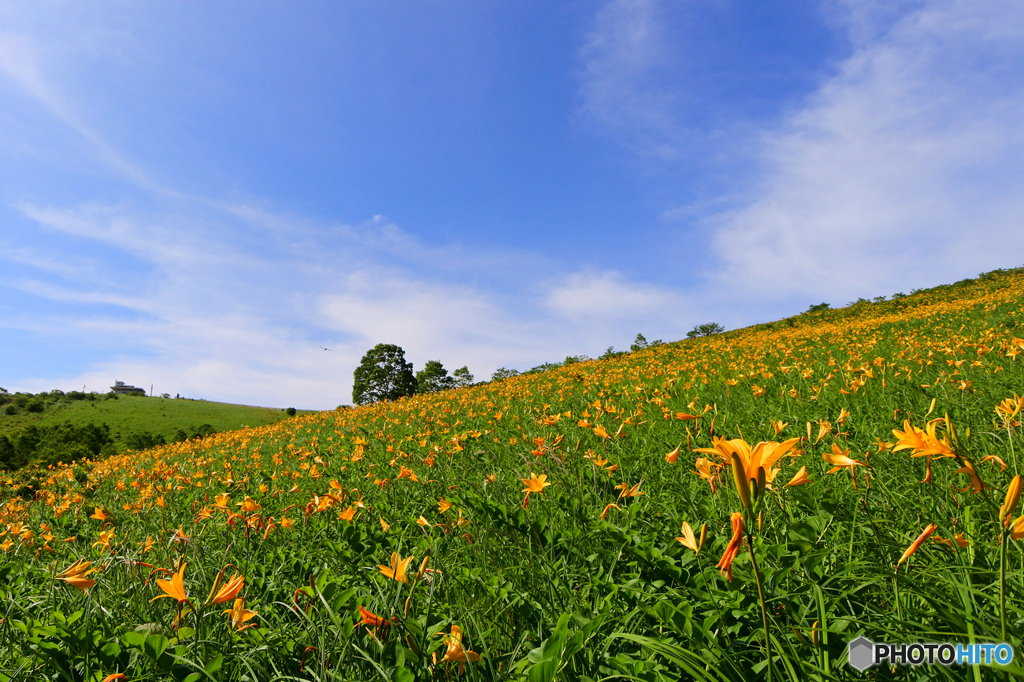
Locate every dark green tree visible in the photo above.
<box><xmin>353</xmin><ymin>343</ymin><xmax>417</xmax><ymax>405</ymax></box>
<box><xmin>416</xmin><ymin>360</ymin><xmax>455</xmax><ymax>394</ymax></box>
<box><xmin>452</xmin><ymin>366</ymin><xmax>474</xmax><ymax>388</ymax></box>
<box><xmin>490</xmin><ymin>367</ymin><xmax>520</xmax><ymax>382</ymax></box>
<box><xmin>686</xmin><ymin>322</ymin><xmax>725</xmax><ymax>339</ymax></box>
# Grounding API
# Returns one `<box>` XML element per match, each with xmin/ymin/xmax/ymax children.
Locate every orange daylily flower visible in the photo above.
<box><xmin>954</xmin><ymin>460</ymin><xmax>988</xmax><ymax>494</ymax></box>
<box><xmin>237</xmin><ymin>496</ymin><xmax>262</xmax><ymax>513</ymax></box>
<box><xmin>438</xmin><ymin>498</ymin><xmax>453</xmax><ymax>514</ymax></box>
<box><xmin>822</xmin><ymin>444</ymin><xmax>866</xmax><ymax>473</ymax></box>
<box><xmin>932</xmin><ymin>533</ymin><xmax>970</xmax><ymax>549</ymax></box>
<box><xmin>520</xmin><ymin>472</ymin><xmax>551</xmax><ymax>509</ymax></box>
<box><xmin>206</xmin><ymin>570</ymin><xmax>245</xmax><ymax>606</ymax></box>
<box><xmin>1001</xmin><ymin>475</ymin><xmax>1022</xmax><ymax>526</ymax></box>
<box><xmin>695</xmin><ymin>436</ymin><xmax>799</xmax><ymax>489</ymax></box>
<box><xmin>675</xmin><ymin>521</ymin><xmax>706</xmax><ymax>554</ymax></box>
<box><xmin>152</xmin><ymin>562</ymin><xmax>189</xmax><ymax>603</ymax></box>
<box><xmin>57</xmin><ymin>558</ymin><xmax>97</xmax><ymax>592</ymax></box>
<box><xmin>223</xmin><ymin>598</ymin><xmax>258</xmax><ymax>631</ymax></box>
<box><xmin>1011</xmin><ymin>516</ymin><xmax>1024</xmax><ymax>541</ymax></box>
<box><xmin>92</xmin><ymin>528</ymin><xmax>116</xmax><ymax>552</ymax></box>
<box><xmin>355</xmin><ymin>605</ymin><xmax>389</xmax><ymax>638</ymax></box>
<box><xmin>600</xmin><ymin>503</ymin><xmax>620</xmax><ymax>520</ymax></box>
<box><xmin>717</xmin><ymin>512</ymin><xmax>744</xmax><ymax>582</ymax></box>
<box><xmin>440</xmin><ymin>624</ymin><xmax>481</xmax><ymax>674</ymax></box>
<box><xmin>377</xmin><ymin>552</ymin><xmax>414</xmax><ymax>583</ymax></box>
<box><xmin>693</xmin><ymin>457</ymin><xmax>720</xmax><ymax>492</ymax></box>
<box><xmin>614</xmin><ymin>481</ymin><xmax>643</xmax><ymax>499</ymax></box>
<box><xmin>664</xmin><ymin>445</ymin><xmax>680</xmax><ymax>463</ymax></box>
<box><xmin>897</xmin><ymin>524</ymin><xmax>938</xmax><ymax>570</ymax></box>
<box><xmin>784</xmin><ymin>466</ymin><xmax>811</xmax><ymax>487</ymax></box>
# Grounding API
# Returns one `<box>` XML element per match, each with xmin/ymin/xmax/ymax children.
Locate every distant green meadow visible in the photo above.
<box><xmin>0</xmin><ymin>392</ymin><xmax>305</xmax><ymax>470</ymax></box>
<box><xmin>2</xmin><ymin>269</ymin><xmax>1024</xmax><ymax>681</ymax></box>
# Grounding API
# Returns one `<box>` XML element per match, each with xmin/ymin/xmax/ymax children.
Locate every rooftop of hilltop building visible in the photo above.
<box><xmin>110</xmin><ymin>381</ymin><xmax>146</xmax><ymax>396</ymax></box>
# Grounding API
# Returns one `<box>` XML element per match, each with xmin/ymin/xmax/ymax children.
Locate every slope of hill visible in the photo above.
<box><xmin>3</xmin><ymin>267</ymin><xmax>1023</xmax><ymax>680</ymax></box>
<box><xmin>0</xmin><ymin>393</ymin><xmax>308</xmax><ymax>470</ymax></box>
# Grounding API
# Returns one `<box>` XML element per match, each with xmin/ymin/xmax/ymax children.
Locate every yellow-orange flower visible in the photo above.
<box><xmin>954</xmin><ymin>460</ymin><xmax>987</xmax><ymax>494</ymax></box>
<box><xmin>57</xmin><ymin>558</ymin><xmax>97</xmax><ymax>592</ymax></box>
<box><xmin>440</xmin><ymin>624</ymin><xmax>481</xmax><ymax>674</ymax></box>
<box><xmin>675</xmin><ymin>521</ymin><xmax>705</xmax><ymax>554</ymax></box>
<box><xmin>377</xmin><ymin>552</ymin><xmax>414</xmax><ymax>583</ymax></box>
<box><xmin>822</xmin><ymin>444</ymin><xmax>866</xmax><ymax>473</ymax></box>
<box><xmin>152</xmin><ymin>562</ymin><xmax>189</xmax><ymax>603</ymax></box>
<box><xmin>614</xmin><ymin>481</ymin><xmax>643</xmax><ymax>499</ymax></box>
<box><xmin>223</xmin><ymin>598</ymin><xmax>258</xmax><ymax>631</ymax></box>
<box><xmin>695</xmin><ymin>436</ymin><xmax>798</xmax><ymax>489</ymax></box>
<box><xmin>1001</xmin><ymin>475</ymin><xmax>1022</xmax><ymax>526</ymax></box>
<box><xmin>1011</xmin><ymin>515</ymin><xmax>1024</xmax><ymax>541</ymax></box>
<box><xmin>784</xmin><ymin>466</ymin><xmax>811</xmax><ymax>487</ymax></box>
<box><xmin>355</xmin><ymin>604</ymin><xmax>388</xmax><ymax>638</ymax></box>
<box><xmin>897</xmin><ymin>524</ymin><xmax>938</xmax><ymax>569</ymax></box>
<box><xmin>206</xmin><ymin>570</ymin><xmax>245</xmax><ymax>606</ymax></box>
<box><xmin>716</xmin><ymin>512</ymin><xmax>744</xmax><ymax>582</ymax></box>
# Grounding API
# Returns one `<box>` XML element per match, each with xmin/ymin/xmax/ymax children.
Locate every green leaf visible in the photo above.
<box><xmin>122</xmin><ymin>630</ymin><xmax>147</xmax><ymax>648</ymax></box>
<box><xmin>144</xmin><ymin>633</ymin><xmax>169</xmax><ymax>661</ymax></box>
<box><xmin>527</xmin><ymin>613</ymin><xmax>571</xmax><ymax>682</ymax></box>
<box><xmin>204</xmin><ymin>653</ymin><xmax>224</xmax><ymax>675</ymax></box>
<box><xmin>392</xmin><ymin>666</ymin><xmax>415</xmax><ymax>682</ymax></box>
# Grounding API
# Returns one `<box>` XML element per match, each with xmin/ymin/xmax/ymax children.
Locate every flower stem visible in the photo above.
<box><xmin>999</xmin><ymin>527</ymin><xmax>1008</xmax><ymax>643</ymax></box>
<box><xmin>746</xmin><ymin>530</ymin><xmax>772</xmax><ymax>681</ymax></box>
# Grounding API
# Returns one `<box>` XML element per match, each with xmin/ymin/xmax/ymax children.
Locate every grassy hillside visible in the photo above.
<box><xmin>0</xmin><ymin>393</ymin><xmax>307</xmax><ymax>460</ymax></box>
<box><xmin>3</xmin><ymin>267</ymin><xmax>1024</xmax><ymax>681</ymax></box>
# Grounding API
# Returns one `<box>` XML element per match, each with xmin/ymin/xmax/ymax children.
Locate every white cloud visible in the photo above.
<box><xmin>546</xmin><ymin>270</ymin><xmax>681</xmax><ymax>320</ymax></box>
<box><xmin>577</xmin><ymin>0</ymin><xmax>684</xmax><ymax>159</ymax></box>
<box><xmin>708</xmin><ymin>0</ymin><xmax>1024</xmax><ymax>304</ymax></box>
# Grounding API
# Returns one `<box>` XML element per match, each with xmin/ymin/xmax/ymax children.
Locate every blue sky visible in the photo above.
<box><xmin>2</xmin><ymin>0</ymin><xmax>1023</xmax><ymax>409</ymax></box>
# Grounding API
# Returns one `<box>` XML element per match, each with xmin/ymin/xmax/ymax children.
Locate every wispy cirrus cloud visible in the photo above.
<box><xmin>709</xmin><ymin>0</ymin><xmax>1024</xmax><ymax>307</ymax></box>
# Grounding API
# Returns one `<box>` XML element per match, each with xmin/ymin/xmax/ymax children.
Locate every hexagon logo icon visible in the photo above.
<box><xmin>848</xmin><ymin>637</ymin><xmax>875</xmax><ymax>671</ymax></box>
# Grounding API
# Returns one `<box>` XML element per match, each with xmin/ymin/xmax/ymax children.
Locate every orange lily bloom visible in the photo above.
<box><xmin>223</xmin><ymin>598</ymin><xmax>258</xmax><ymax>631</ymax></box>
<box><xmin>897</xmin><ymin>524</ymin><xmax>938</xmax><ymax>569</ymax></box>
<box><xmin>440</xmin><ymin>624</ymin><xmax>481</xmax><ymax>674</ymax></box>
<box><xmin>1011</xmin><ymin>516</ymin><xmax>1024</xmax><ymax>541</ymax></box>
<box><xmin>693</xmin><ymin>457</ymin><xmax>720</xmax><ymax>492</ymax></box>
<box><xmin>614</xmin><ymin>481</ymin><xmax>643</xmax><ymax>499</ymax></box>
<box><xmin>58</xmin><ymin>558</ymin><xmax>97</xmax><ymax>592</ymax></box>
<box><xmin>716</xmin><ymin>512</ymin><xmax>744</xmax><ymax>582</ymax></box>
<box><xmin>355</xmin><ymin>605</ymin><xmax>389</xmax><ymax>638</ymax></box>
<box><xmin>1001</xmin><ymin>475</ymin><xmax>1022</xmax><ymax>526</ymax></box>
<box><xmin>822</xmin><ymin>444</ymin><xmax>866</xmax><ymax>473</ymax></box>
<box><xmin>152</xmin><ymin>562</ymin><xmax>189</xmax><ymax>603</ymax></box>
<box><xmin>784</xmin><ymin>466</ymin><xmax>811</xmax><ymax>487</ymax></box>
<box><xmin>695</xmin><ymin>436</ymin><xmax>799</xmax><ymax>489</ymax></box>
<box><xmin>377</xmin><ymin>552</ymin><xmax>414</xmax><ymax>583</ymax></box>
<box><xmin>954</xmin><ymin>460</ymin><xmax>988</xmax><ymax>494</ymax></box>
<box><xmin>206</xmin><ymin>570</ymin><xmax>245</xmax><ymax>606</ymax></box>
<box><xmin>932</xmin><ymin>533</ymin><xmax>970</xmax><ymax>549</ymax></box>
<box><xmin>521</xmin><ymin>472</ymin><xmax>551</xmax><ymax>509</ymax></box>
<box><xmin>675</xmin><ymin>521</ymin><xmax>706</xmax><ymax>554</ymax></box>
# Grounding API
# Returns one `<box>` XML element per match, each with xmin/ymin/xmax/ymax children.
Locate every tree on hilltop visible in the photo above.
<box><xmin>687</xmin><ymin>322</ymin><xmax>725</xmax><ymax>339</ymax></box>
<box><xmin>352</xmin><ymin>344</ymin><xmax>417</xmax><ymax>405</ymax></box>
<box><xmin>416</xmin><ymin>360</ymin><xmax>456</xmax><ymax>394</ymax></box>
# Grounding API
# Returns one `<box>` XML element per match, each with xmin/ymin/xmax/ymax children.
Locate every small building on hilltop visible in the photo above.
<box><xmin>110</xmin><ymin>381</ymin><xmax>146</xmax><ymax>396</ymax></box>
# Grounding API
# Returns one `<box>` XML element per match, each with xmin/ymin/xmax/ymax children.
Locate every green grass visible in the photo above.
<box><xmin>2</xmin><ymin>267</ymin><xmax>1024</xmax><ymax>681</ymax></box>
<box><xmin>0</xmin><ymin>395</ymin><xmax>309</xmax><ymax>450</ymax></box>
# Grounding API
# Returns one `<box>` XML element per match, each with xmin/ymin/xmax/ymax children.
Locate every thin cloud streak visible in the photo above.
<box><xmin>707</xmin><ymin>0</ymin><xmax>1024</xmax><ymax>306</ymax></box>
